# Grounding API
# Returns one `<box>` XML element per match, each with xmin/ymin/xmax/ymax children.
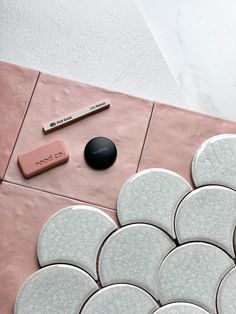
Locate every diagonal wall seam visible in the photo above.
<box><xmin>2</xmin><ymin>72</ymin><xmax>41</xmax><ymax>181</ymax></box>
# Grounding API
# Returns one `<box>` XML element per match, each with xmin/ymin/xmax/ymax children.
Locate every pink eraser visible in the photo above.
<box><xmin>17</xmin><ymin>139</ymin><xmax>69</xmax><ymax>178</ymax></box>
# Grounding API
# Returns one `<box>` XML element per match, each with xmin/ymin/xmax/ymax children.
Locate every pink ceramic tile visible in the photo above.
<box><xmin>0</xmin><ymin>181</ymin><xmax>117</xmax><ymax>314</ymax></box>
<box><xmin>0</xmin><ymin>61</ymin><xmax>39</xmax><ymax>180</ymax></box>
<box><xmin>5</xmin><ymin>73</ymin><xmax>153</xmax><ymax>209</ymax></box>
<box><xmin>139</xmin><ymin>103</ymin><xmax>236</xmax><ymax>185</ymax></box>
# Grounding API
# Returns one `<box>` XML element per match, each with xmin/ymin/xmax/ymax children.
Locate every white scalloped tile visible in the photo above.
<box><xmin>217</xmin><ymin>267</ymin><xmax>236</xmax><ymax>314</ymax></box>
<box><xmin>37</xmin><ymin>205</ymin><xmax>117</xmax><ymax>280</ymax></box>
<box><xmin>117</xmin><ymin>168</ymin><xmax>192</xmax><ymax>238</ymax></box>
<box><xmin>157</xmin><ymin>242</ymin><xmax>234</xmax><ymax>314</ymax></box>
<box><xmin>98</xmin><ymin>223</ymin><xmax>175</xmax><ymax>299</ymax></box>
<box><xmin>192</xmin><ymin>134</ymin><xmax>236</xmax><ymax>189</ymax></box>
<box><xmin>80</xmin><ymin>284</ymin><xmax>159</xmax><ymax>314</ymax></box>
<box><xmin>175</xmin><ymin>185</ymin><xmax>236</xmax><ymax>257</ymax></box>
<box><xmin>14</xmin><ymin>264</ymin><xmax>98</xmax><ymax>314</ymax></box>
<box><xmin>153</xmin><ymin>302</ymin><xmax>210</xmax><ymax>314</ymax></box>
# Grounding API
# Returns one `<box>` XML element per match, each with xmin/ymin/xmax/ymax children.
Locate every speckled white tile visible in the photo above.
<box><xmin>80</xmin><ymin>284</ymin><xmax>159</xmax><ymax>314</ymax></box>
<box><xmin>157</xmin><ymin>242</ymin><xmax>234</xmax><ymax>314</ymax></box>
<box><xmin>37</xmin><ymin>205</ymin><xmax>117</xmax><ymax>280</ymax></box>
<box><xmin>98</xmin><ymin>223</ymin><xmax>175</xmax><ymax>299</ymax></box>
<box><xmin>175</xmin><ymin>186</ymin><xmax>236</xmax><ymax>257</ymax></box>
<box><xmin>14</xmin><ymin>264</ymin><xmax>98</xmax><ymax>314</ymax></box>
<box><xmin>192</xmin><ymin>134</ymin><xmax>236</xmax><ymax>190</ymax></box>
<box><xmin>153</xmin><ymin>302</ymin><xmax>210</xmax><ymax>314</ymax></box>
<box><xmin>217</xmin><ymin>267</ymin><xmax>236</xmax><ymax>314</ymax></box>
<box><xmin>117</xmin><ymin>168</ymin><xmax>192</xmax><ymax>238</ymax></box>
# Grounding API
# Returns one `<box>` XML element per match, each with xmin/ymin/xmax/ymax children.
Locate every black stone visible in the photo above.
<box><xmin>84</xmin><ymin>137</ymin><xmax>117</xmax><ymax>170</ymax></box>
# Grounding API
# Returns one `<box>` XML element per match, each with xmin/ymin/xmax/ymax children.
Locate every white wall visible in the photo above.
<box><xmin>0</xmin><ymin>0</ymin><xmax>185</xmax><ymax>106</ymax></box>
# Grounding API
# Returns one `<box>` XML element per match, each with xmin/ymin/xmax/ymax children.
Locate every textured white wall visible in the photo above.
<box><xmin>0</xmin><ymin>0</ymin><xmax>184</xmax><ymax>105</ymax></box>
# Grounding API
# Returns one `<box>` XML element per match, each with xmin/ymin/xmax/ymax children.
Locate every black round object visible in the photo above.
<box><xmin>84</xmin><ymin>137</ymin><xmax>117</xmax><ymax>170</ymax></box>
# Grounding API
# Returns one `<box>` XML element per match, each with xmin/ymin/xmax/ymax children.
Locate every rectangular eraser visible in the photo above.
<box><xmin>17</xmin><ymin>139</ymin><xmax>69</xmax><ymax>178</ymax></box>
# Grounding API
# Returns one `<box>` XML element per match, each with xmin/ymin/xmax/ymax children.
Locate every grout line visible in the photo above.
<box><xmin>3</xmin><ymin>179</ymin><xmax>116</xmax><ymax>211</ymax></box>
<box><xmin>136</xmin><ymin>102</ymin><xmax>155</xmax><ymax>173</ymax></box>
<box><xmin>2</xmin><ymin>72</ymin><xmax>41</xmax><ymax>180</ymax></box>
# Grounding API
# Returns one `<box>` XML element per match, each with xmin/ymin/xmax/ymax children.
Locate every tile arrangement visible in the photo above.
<box><xmin>14</xmin><ymin>134</ymin><xmax>236</xmax><ymax>314</ymax></box>
<box><xmin>3</xmin><ymin>61</ymin><xmax>236</xmax><ymax>314</ymax></box>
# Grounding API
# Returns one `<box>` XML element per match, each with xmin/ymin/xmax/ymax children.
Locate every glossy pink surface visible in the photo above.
<box><xmin>0</xmin><ymin>61</ymin><xmax>39</xmax><ymax>179</ymax></box>
<box><xmin>0</xmin><ymin>181</ymin><xmax>117</xmax><ymax>314</ymax></box>
<box><xmin>139</xmin><ymin>103</ymin><xmax>236</xmax><ymax>185</ymax></box>
<box><xmin>5</xmin><ymin>73</ymin><xmax>153</xmax><ymax>209</ymax></box>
